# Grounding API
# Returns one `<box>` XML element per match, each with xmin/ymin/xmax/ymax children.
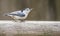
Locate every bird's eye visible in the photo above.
<box><xmin>27</xmin><ymin>9</ymin><xmax>30</xmax><ymax>11</ymax></box>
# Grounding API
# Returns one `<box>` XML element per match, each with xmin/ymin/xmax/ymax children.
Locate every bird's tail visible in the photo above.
<box><xmin>3</xmin><ymin>13</ymin><xmax>10</xmax><ymax>16</ymax></box>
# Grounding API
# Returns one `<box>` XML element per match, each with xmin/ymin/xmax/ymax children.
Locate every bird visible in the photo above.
<box><xmin>4</xmin><ymin>8</ymin><xmax>32</xmax><ymax>22</ymax></box>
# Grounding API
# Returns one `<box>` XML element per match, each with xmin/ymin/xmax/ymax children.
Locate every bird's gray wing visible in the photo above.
<box><xmin>17</xmin><ymin>13</ymin><xmax>25</xmax><ymax>17</ymax></box>
<box><xmin>9</xmin><ymin>12</ymin><xmax>25</xmax><ymax>17</ymax></box>
<box><xmin>9</xmin><ymin>10</ymin><xmax>21</xmax><ymax>14</ymax></box>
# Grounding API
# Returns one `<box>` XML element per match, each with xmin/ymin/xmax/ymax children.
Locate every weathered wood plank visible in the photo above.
<box><xmin>0</xmin><ymin>20</ymin><xmax>60</xmax><ymax>36</ymax></box>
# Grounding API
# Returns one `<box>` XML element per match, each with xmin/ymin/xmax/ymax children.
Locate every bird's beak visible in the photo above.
<box><xmin>30</xmin><ymin>8</ymin><xmax>33</xmax><ymax>10</ymax></box>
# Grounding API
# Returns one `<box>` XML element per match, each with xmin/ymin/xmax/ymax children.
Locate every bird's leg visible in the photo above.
<box><xmin>10</xmin><ymin>16</ymin><xmax>18</xmax><ymax>22</ymax></box>
<box><xmin>13</xmin><ymin>18</ymin><xmax>19</xmax><ymax>22</ymax></box>
<box><xmin>20</xmin><ymin>19</ymin><xmax>25</xmax><ymax>22</ymax></box>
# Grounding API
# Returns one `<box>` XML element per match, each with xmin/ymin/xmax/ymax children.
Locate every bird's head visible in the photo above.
<box><xmin>23</xmin><ymin>8</ymin><xmax>33</xmax><ymax>14</ymax></box>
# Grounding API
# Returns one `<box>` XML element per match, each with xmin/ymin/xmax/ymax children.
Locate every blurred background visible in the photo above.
<box><xmin>0</xmin><ymin>0</ymin><xmax>60</xmax><ymax>21</ymax></box>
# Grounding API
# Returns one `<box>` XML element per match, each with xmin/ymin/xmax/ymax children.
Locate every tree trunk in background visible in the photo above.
<box><xmin>0</xmin><ymin>0</ymin><xmax>59</xmax><ymax>21</ymax></box>
<box><xmin>48</xmin><ymin>0</ymin><xmax>57</xmax><ymax>21</ymax></box>
<box><xmin>56</xmin><ymin>0</ymin><xmax>60</xmax><ymax>21</ymax></box>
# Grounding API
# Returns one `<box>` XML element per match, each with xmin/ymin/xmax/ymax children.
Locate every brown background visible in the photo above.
<box><xmin>0</xmin><ymin>0</ymin><xmax>60</xmax><ymax>21</ymax></box>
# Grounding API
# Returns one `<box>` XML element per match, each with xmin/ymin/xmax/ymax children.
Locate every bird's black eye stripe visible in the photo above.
<box><xmin>21</xmin><ymin>10</ymin><xmax>23</xmax><ymax>12</ymax></box>
<box><xmin>21</xmin><ymin>8</ymin><xmax>26</xmax><ymax>12</ymax></box>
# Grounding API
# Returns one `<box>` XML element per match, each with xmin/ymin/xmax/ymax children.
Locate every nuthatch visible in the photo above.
<box><xmin>4</xmin><ymin>8</ymin><xmax>32</xmax><ymax>22</ymax></box>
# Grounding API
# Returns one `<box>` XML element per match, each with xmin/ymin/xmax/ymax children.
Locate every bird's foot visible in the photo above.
<box><xmin>20</xmin><ymin>20</ymin><xmax>25</xmax><ymax>22</ymax></box>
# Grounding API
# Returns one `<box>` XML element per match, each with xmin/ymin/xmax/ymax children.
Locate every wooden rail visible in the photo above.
<box><xmin>0</xmin><ymin>20</ymin><xmax>60</xmax><ymax>36</ymax></box>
